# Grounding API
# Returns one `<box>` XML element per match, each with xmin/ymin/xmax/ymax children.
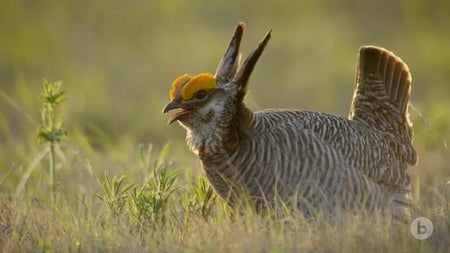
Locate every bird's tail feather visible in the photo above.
<box><xmin>349</xmin><ymin>46</ymin><xmax>413</xmax><ymax>142</ymax></box>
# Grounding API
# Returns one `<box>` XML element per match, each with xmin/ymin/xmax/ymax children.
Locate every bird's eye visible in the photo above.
<box><xmin>194</xmin><ymin>90</ymin><xmax>207</xmax><ymax>100</ymax></box>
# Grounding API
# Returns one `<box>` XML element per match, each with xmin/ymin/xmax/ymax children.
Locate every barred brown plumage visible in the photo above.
<box><xmin>163</xmin><ymin>23</ymin><xmax>417</xmax><ymax>220</ymax></box>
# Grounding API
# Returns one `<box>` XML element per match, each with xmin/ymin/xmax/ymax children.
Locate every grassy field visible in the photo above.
<box><xmin>1</xmin><ymin>0</ymin><xmax>449</xmax><ymax>252</ymax></box>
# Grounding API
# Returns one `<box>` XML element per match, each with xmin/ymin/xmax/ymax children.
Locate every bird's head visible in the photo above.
<box><xmin>163</xmin><ymin>23</ymin><xmax>271</xmax><ymax>131</ymax></box>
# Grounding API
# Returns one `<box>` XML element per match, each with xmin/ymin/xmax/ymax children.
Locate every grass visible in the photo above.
<box><xmin>0</xmin><ymin>82</ymin><xmax>448</xmax><ymax>252</ymax></box>
<box><xmin>1</xmin><ymin>163</ymin><xmax>449</xmax><ymax>252</ymax></box>
<box><xmin>1</xmin><ymin>1</ymin><xmax>449</xmax><ymax>252</ymax></box>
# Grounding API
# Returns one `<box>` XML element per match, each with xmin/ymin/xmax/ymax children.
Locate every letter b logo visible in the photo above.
<box><xmin>410</xmin><ymin>217</ymin><xmax>433</xmax><ymax>240</ymax></box>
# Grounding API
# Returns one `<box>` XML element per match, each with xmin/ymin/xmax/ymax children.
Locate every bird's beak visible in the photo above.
<box><xmin>162</xmin><ymin>101</ymin><xmax>193</xmax><ymax>124</ymax></box>
<box><xmin>163</xmin><ymin>101</ymin><xmax>179</xmax><ymax>114</ymax></box>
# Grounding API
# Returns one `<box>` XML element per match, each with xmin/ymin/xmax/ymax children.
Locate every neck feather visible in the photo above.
<box><xmin>184</xmin><ymin>101</ymin><xmax>253</xmax><ymax>158</ymax></box>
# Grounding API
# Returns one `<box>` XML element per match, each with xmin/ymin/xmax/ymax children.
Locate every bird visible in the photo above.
<box><xmin>163</xmin><ymin>22</ymin><xmax>417</xmax><ymax>220</ymax></box>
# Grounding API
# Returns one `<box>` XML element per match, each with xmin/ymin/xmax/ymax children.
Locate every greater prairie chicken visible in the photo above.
<box><xmin>163</xmin><ymin>23</ymin><xmax>417</xmax><ymax>220</ymax></box>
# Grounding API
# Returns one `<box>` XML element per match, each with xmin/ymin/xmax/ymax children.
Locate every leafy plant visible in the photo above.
<box><xmin>14</xmin><ymin>80</ymin><xmax>67</xmax><ymax>202</ymax></box>
<box><xmin>94</xmin><ymin>143</ymin><xmax>179</xmax><ymax>227</ymax></box>
<box><xmin>129</xmin><ymin>144</ymin><xmax>178</xmax><ymax>225</ymax></box>
<box><xmin>94</xmin><ymin>172</ymin><xmax>134</xmax><ymax>216</ymax></box>
<box><xmin>185</xmin><ymin>177</ymin><xmax>217</xmax><ymax>220</ymax></box>
<box><xmin>36</xmin><ymin>79</ymin><xmax>67</xmax><ymax>203</ymax></box>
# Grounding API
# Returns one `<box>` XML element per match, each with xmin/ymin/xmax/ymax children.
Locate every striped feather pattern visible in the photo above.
<box><xmin>164</xmin><ymin>25</ymin><xmax>417</xmax><ymax>220</ymax></box>
<box><xmin>198</xmin><ymin>109</ymin><xmax>405</xmax><ymax>216</ymax></box>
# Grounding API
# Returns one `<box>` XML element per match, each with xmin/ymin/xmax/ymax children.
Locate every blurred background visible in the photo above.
<box><xmin>0</xmin><ymin>0</ymin><xmax>449</xmax><ymax>195</ymax></box>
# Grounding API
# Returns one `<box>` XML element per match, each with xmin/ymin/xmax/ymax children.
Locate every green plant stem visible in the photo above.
<box><xmin>48</xmin><ymin>103</ymin><xmax>56</xmax><ymax>204</ymax></box>
<box><xmin>49</xmin><ymin>142</ymin><xmax>56</xmax><ymax>204</ymax></box>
